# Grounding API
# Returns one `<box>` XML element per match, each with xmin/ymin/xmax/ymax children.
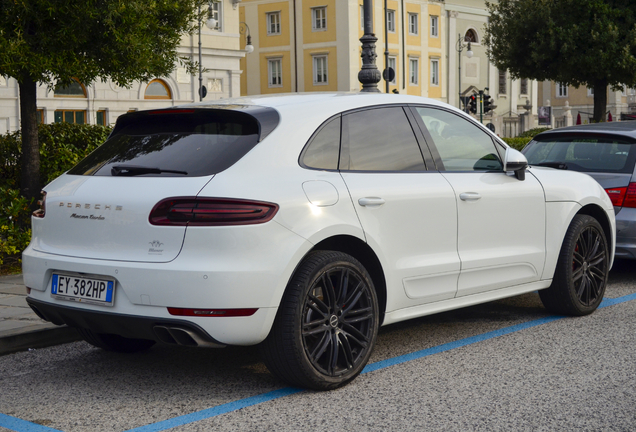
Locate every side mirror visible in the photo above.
<box><xmin>503</xmin><ymin>147</ymin><xmax>528</xmax><ymax>181</ymax></box>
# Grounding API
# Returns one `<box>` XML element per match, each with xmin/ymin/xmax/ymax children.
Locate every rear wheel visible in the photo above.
<box><xmin>78</xmin><ymin>328</ymin><xmax>156</xmax><ymax>353</ymax></box>
<box><xmin>539</xmin><ymin>214</ymin><xmax>609</xmax><ymax>316</ymax></box>
<box><xmin>261</xmin><ymin>251</ymin><xmax>379</xmax><ymax>390</ymax></box>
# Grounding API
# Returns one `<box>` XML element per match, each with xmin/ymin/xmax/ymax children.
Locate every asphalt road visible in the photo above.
<box><xmin>1</xmin><ymin>260</ymin><xmax>635</xmax><ymax>432</ymax></box>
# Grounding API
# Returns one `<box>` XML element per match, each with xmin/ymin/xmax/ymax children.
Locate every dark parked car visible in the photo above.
<box><xmin>523</xmin><ymin>122</ymin><xmax>636</xmax><ymax>259</ymax></box>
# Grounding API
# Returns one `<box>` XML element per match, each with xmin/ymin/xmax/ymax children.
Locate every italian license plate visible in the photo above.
<box><xmin>51</xmin><ymin>273</ymin><xmax>115</xmax><ymax>306</ymax></box>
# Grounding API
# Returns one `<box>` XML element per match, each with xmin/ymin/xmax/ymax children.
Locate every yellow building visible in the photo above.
<box><xmin>240</xmin><ymin>0</ymin><xmax>446</xmax><ymax>98</ymax></box>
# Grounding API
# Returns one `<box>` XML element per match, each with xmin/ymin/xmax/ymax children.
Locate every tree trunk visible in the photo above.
<box><xmin>18</xmin><ymin>77</ymin><xmax>40</xmax><ymax>209</ymax></box>
<box><xmin>593</xmin><ymin>80</ymin><xmax>608</xmax><ymax>123</ymax></box>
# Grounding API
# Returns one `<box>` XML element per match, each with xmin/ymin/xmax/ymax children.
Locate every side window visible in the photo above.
<box><xmin>301</xmin><ymin>116</ymin><xmax>341</xmax><ymax>170</ymax></box>
<box><xmin>342</xmin><ymin>107</ymin><xmax>425</xmax><ymax>171</ymax></box>
<box><xmin>414</xmin><ymin>107</ymin><xmax>502</xmax><ymax>172</ymax></box>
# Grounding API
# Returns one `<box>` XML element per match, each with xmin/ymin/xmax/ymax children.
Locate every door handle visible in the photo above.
<box><xmin>459</xmin><ymin>192</ymin><xmax>481</xmax><ymax>201</ymax></box>
<box><xmin>358</xmin><ymin>197</ymin><xmax>386</xmax><ymax>207</ymax></box>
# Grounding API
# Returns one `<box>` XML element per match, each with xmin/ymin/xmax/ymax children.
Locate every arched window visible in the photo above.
<box><xmin>54</xmin><ymin>79</ymin><xmax>87</xmax><ymax>98</ymax></box>
<box><xmin>464</xmin><ymin>29</ymin><xmax>478</xmax><ymax>43</ymax></box>
<box><xmin>144</xmin><ymin>79</ymin><xmax>172</xmax><ymax>99</ymax></box>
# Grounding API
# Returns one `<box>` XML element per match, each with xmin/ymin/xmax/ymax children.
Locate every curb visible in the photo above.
<box><xmin>0</xmin><ymin>325</ymin><xmax>81</xmax><ymax>356</ymax></box>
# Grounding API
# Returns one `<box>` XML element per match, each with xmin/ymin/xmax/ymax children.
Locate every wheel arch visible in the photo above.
<box><xmin>577</xmin><ymin>203</ymin><xmax>614</xmax><ymax>263</ymax></box>
<box><xmin>310</xmin><ymin>235</ymin><xmax>388</xmax><ymax>325</ymax></box>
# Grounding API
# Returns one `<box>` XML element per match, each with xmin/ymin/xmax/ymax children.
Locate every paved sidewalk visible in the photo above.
<box><xmin>0</xmin><ymin>274</ymin><xmax>79</xmax><ymax>355</ymax></box>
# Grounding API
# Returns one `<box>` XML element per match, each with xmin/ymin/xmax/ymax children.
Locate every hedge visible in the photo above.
<box><xmin>0</xmin><ymin>123</ymin><xmax>111</xmax><ymax>271</ymax></box>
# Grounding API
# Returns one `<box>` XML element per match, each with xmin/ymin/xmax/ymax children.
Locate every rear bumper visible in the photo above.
<box><xmin>26</xmin><ymin>297</ymin><xmax>225</xmax><ymax>347</ymax></box>
<box><xmin>22</xmin><ymin>220</ymin><xmax>312</xmax><ymax>345</ymax></box>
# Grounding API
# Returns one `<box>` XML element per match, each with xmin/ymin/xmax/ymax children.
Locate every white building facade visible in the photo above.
<box><xmin>0</xmin><ymin>0</ymin><xmax>248</xmax><ymax>134</ymax></box>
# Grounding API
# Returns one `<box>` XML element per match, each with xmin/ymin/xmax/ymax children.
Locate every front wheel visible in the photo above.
<box><xmin>261</xmin><ymin>251</ymin><xmax>379</xmax><ymax>390</ymax></box>
<box><xmin>539</xmin><ymin>214</ymin><xmax>609</xmax><ymax>316</ymax></box>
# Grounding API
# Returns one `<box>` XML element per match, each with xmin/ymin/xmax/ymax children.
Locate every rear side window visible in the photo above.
<box><xmin>300</xmin><ymin>116</ymin><xmax>341</xmax><ymax>170</ymax></box>
<box><xmin>69</xmin><ymin>110</ymin><xmax>263</xmax><ymax>177</ymax></box>
<box><xmin>524</xmin><ymin>135</ymin><xmax>636</xmax><ymax>173</ymax></box>
<box><xmin>341</xmin><ymin>107</ymin><xmax>426</xmax><ymax>171</ymax></box>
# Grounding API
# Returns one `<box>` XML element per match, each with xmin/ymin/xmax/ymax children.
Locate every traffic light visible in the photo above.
<box><xmin>483</xmin><ymin>94</ymin><xmax>493</xmax><ymax>113</ymax></box>
<box><xmin>468</xmin><ymin>95</ymin><xmax>477</xmax><ymax>114</ymax></box>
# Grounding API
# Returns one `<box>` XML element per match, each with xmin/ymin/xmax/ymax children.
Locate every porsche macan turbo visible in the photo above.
<box><xmin>23</xmin><ymin>93</ymin><xmax>615</xmax><ymax>390</ymax></box>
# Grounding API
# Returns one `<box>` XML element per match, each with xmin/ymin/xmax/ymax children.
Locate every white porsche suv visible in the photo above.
<box><xmin>23</xmin><ymin>93</ymin><xmax>615</xmax><ymax>390</ymax></box>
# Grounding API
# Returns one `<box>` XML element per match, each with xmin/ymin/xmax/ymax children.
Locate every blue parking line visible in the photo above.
<box><xmin>125</xmin><ymin>387</ymin><xmax>304</xmax><ymax>432</ymax></box>
<box><xmin>3</xmin><ymin>292</ymin><xmax>636</xmax><ymax>432</ymax></box>
<box><xmin>0</xmin><ymin>414</ymin><xmax>63</xmax><ymax>432</ymax></box>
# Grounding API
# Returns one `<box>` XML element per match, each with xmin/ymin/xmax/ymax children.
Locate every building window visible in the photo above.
<box><xmin>408</xmin><ymin>13</ymin><xmax>418</xmax><ymax>35</ymax></box>
<box><xmin>210</xmin><ymin>2</ymin><xmax>222</xmax><ymax>31</ymax></box>
<box><xmin>388</xmin><ymin>56</ymin><xmax>397</xmax><ymax>84</ymax></box>
<box><xmin>267</xmin><ymin>11</ymin><xmax>281</xmax><ymax>35</ymax></box>
<box><xmin>430</xmin><ymin>59</ymin><xmax>439</xmax><ymax>86</ymax></box>
<box><xmin>96</xmin><ymin>110</ymin><xmax>107</xmax><ymax>126</ymax></box>
<box><xmin>498</xmin><ymin>70</ymin><xmax>507</xmax><ymax>95</ymax></box>
<box><xmin>409</xmin><ymin>58</ymin><xmax>419</xmax><ymax>85</ymax></box>
<box><xmin>54</xmin><ymin>110</ymin><xmax>86</xmax><ymax>124</ymax></box>
<box><xmin>387</xmin><ymin>10</ymin><xmax>395</xmax><ymax>33</ymax></box>
<box><xmin>520</xmin><ymin>78</ymin><xmax>528</xmax><ymax>95</ymax></box>
<box><xmin>312</xmin><ymin>7</ymin><xmax>326</xmax><ymax>31</ymax></box>
<box><xmin>557</xmin><ymin>82</ymin><xmax>568</xmax><ymax>97</ymax></box>
<box><xmin>144</xmin><ymin>79</ymin><xmax>171</xmax><ymax>99</ymax></box>
<box><xmin>430</xmin><ymin>16</ymin><xmax>438</xmax><ymax>37</ymax></box>
<box><xmin>268</xmin><ymin>58</ymin><xmax>283</xmax><ymax>87</ymax></box>
<box><xmin>588</xmin><ymin>87</ymin><xmax>594</xmax><ymax>97</ymax></box>
<box><xmin>464</xmin><ymin>29</ymin><xmax>478</xmax><ymax>43</ymax></box>
<box><xmin>313</xmin><ymin>55</ymin><xmax>328</xmax><ymax>85</ymax></box>
<box><xmin>54</xmin><ymin>80</ymin><xmax>86</xmax><ymax>98</ymax></box>
<box><xmin>37</xmin><ymin>109</ymin><xmax>44</xmax><ymax>124</ymax></box>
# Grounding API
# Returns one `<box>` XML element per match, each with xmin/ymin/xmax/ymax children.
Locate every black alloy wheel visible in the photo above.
<box><xmin>539</xmin><ymin>214</ymin><xmax>609</xmax><ymax>316</ymax></box>
<box><xmin>302</xmin><ymin>262</ymin><xmax>375</xmax><ymax>377</ymax></box>
<box><xmin>261</xmin><ymin>251</ymin><xmax>379</xmax><ymax>390</ymax></box>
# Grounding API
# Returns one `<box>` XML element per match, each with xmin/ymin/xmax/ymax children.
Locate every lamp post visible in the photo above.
<box><xmin>359</xmin><ymin>0</ymin><xmax>381</xmax><ymax>93</ymax></box>
<box><xmin>239</xmin><ymin>22</ymin><xmax>254</xmax><ymax>54</ymax></box>
<box><xmin>456</xmin><ymin>33</ymin><xmax>473</xmax><ymax>110</ymax></box>
<box><xmin>198</xmin><ymin>2</ymin><xmax>220</xmax><ymax>101</ymax></box>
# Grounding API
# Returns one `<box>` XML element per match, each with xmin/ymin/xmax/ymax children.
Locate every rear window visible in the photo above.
<box><xmin>524</xmin><ymin>134</ymin><xmax>636</xmax><ymax>173</ymax></box>
<box><xmin>68</xmin><ymin>109</ymin><xmax>266</xmax><ymax>177</ymax></box>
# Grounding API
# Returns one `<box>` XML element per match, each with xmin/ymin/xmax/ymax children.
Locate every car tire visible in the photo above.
<box><xmin>539</xmin><ymin>214</ymin><xmax>609</xmax><ymax>316</ymax></box>
<box><xmin>78</xmin><ymin>328</ymin><xmax>156</xmax><ymax>353</ymax></box>
<box><xmin>260</xmin><ymin>251</ymin><xmax>379</xmax><ymax>390</ymax></box>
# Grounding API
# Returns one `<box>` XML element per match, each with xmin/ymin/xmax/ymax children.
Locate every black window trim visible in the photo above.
<box><xmin>299</xmin><ymin>103</ymin><xmax>438</xmax><ymax>174</ymax></box>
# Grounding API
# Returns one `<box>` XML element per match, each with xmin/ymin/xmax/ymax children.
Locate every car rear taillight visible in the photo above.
<box><xmin>149</xmin><ymin>197</ymin><xmax>279</xmax><ymax>226</ymax></box>
<box><xmin>605</xmin><ymin>183</ymin><xmax>636</xmax><ymax>208</ymax></box>
<box><xmin>167</xmin><ymin>307</ymin><xmax>258</xmax><ymax>317</ymax></box>
<box><xmin>624</xmin><ymin>183</ymin><xmax>636</xmax><ymax>208</ymax></box>
<box><xmin>33</xmin><ymin>191</ymin><xmax>46</xmax><ymax>218</ymax></box>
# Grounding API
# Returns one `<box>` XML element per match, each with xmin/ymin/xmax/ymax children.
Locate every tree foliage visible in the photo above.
<box><xmin>485</xmin><ymin>0</ymin><xmax>636</xmax><ymax>122</ymax></box>
<box><xmin>0</xmin><ymin>0</ymin><xmax>203</xmax><ymax>88</ymax></box>
<box><xmin>0</xmin><ymin>0</ymin><xmax>204</xmax><ymax>204</ymax></box>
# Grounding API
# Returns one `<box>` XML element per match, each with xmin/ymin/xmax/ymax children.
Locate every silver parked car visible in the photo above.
<box><xmin>523</xmin><ymin>122</ymin><xmax>636</xmax><ymax>260</ymax></box>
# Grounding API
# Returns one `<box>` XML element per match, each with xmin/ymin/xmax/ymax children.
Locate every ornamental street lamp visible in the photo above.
<box><xmin>456</xmin><ymin>33</ymin><xmax>473</xmax><ymax>110</ymax></box>
<box><xmin>359</xmin><ymin>0</ymin><xmax>381</xmax><ymax>93</ymax></box>
<box><xmin>239</xmin><ymin>22</ymin><xmax>254</xmax><ymax>54</ymax></box>
<box><xmin>198</xmin><ymin>3</ymin><xmax>218</xmax><ymax>101</ymax></box>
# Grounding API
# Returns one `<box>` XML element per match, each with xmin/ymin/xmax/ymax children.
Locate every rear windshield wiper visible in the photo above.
<box><xmin>530</xmin><ymin>162</ymin><xmax>568</xmax><ymax>170</ymax></box>
<box><xmin>111</xmin><ymin>165</ymin><xmax>188</xmax><ymax>176</ymax></box>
